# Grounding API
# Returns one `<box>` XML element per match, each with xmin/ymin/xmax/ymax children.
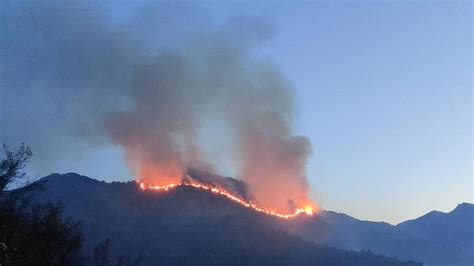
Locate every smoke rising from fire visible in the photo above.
<box><xmin>1</xmin><ymin>2</ymin><xmax>314</xmax><ymax>212</ymax></box>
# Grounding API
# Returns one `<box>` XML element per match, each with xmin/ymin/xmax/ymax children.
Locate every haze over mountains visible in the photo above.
<box><xmin>285</xmin><ymin>203</ymin><xmax>473</xmax><ymax>266</ymax></box>
<box><xmin>26</xmin><ymin>172</ymin><xmax>472</xmax><ymax>266</ymax></box>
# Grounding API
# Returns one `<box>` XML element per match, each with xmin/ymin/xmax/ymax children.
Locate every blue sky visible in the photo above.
<box><xmin>241</xmin><ymin>1</ymin><xmax>472</xmax><ymax>222</ymax></box>
<box><xmin>2</xmin><ymin>1</ymin><xmax>471</xmax><ymax>224</ymax></box>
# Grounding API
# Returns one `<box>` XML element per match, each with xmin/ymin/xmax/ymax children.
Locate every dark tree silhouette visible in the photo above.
<box><xmin>93</xmin><ymin>239</ymin><xmax>112</xmax><ymax>266</ymax></box>
<box><xmin>92</xmin><ymin>239</ymin><xmax>143</xmax><ymax>266</ymax></box>
<box><xmin>0</xmin><ymin>143</ymin><xmax>32</xmax><ymax>192</ymax></box>
<box><xmin>0</xmin><ymin>144</ymin><xmax>83</xmax><ymax>266</ymax></box>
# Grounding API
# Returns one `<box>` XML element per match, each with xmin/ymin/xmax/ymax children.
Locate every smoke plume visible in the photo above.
<box><xmin>1</xmin><ymin>2</ymin><xmax>314</xmax><ymax>212</ymax></box>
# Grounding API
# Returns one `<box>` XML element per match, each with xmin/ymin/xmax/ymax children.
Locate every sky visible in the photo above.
<box><xmin>263</xmin><ymin>2</ymin><xmax>472</xmax><ymax>223</ymax></box>
<box><xmin>1</xmin><ymin>1</ymin><xmax>472</xmax><ymax>224</ymax></box>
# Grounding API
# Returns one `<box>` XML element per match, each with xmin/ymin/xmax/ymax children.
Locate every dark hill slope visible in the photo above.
<box><xmin>27</xmin><ymin>173</ymin><xmax>419</xmax><ymax>266</ymax></box>
<box><xmin>397</xmin><ymin>202</ymin><xmax>473</xmax><ymax>264</ymax></box>
<box><xmin>284</xmin><ymin>205</ymin><xmax>473</xmax><ymax>266</ymax></box>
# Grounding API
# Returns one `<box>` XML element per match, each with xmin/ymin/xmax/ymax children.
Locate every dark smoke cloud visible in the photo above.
<box><xmin>0</xmin><ymin>1</ymin><xmax>313</xmax><ymax>211</ymax></box>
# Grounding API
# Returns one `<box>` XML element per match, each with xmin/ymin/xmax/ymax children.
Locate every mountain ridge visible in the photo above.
<box><xmin>22</xmin><ymin>172</ymin><xmax>422</xmax><ymax>266</ymax></box>
<box><xmin>39</xmin><ymin>172</ymin><xmax>472</xmax><ymax>225</ymax></box>
<box><xmin>22</xmin><ymin>172</ymin><xmax>472</xmax><ymax>266</ymax></box>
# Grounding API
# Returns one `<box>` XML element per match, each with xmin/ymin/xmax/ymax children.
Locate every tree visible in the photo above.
<box><xmin>0</xmin><ymin>144</ymin><xmax>83</xmax><ymax>266</ymax></box>
<box><xmin>0</xmin><ymin>143</ymin><xmax>32</xmax><ymax>192</ymax></box>
<box><xmin>92</xmin><ymin>239</ymin><xmax>143</xmax><ymax>266</ymax></box>
<box><xmin>93</xmin><ymin>239</ymin><xmax>112</xmax><ymax>266</ymax></box>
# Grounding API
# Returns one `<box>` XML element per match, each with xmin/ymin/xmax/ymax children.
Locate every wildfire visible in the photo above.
<box><xmin>138</xmin><ymin>181</ymin><xmax>315</xmax><ymax>219</ymax></box>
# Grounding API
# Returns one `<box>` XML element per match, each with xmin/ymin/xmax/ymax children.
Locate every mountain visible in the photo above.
<box><xmin>285</xmin><ymin>204</ymin><xmax>473</xmax><ymax>266</ymax></box>
<box><xmin>397</xmin><ymin>203</ymin><xmax>474</xmax><ymax>265</ymax></box>
<box><xmin>25</xmin><ymin>173</ymin><xmax>419</xmax><ymax>266</ymax></box>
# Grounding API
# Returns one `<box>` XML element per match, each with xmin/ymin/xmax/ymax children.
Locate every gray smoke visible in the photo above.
<box><xmin>0</xmin><ymin>1</ymin><xmax>313</xmax><ymax>211</ymax></box>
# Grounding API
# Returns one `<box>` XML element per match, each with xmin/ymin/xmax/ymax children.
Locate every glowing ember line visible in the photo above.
<box><xmin>138</xmin><ymin>182</ymin><xmax>314</xmax><ymax>219</ymax></box>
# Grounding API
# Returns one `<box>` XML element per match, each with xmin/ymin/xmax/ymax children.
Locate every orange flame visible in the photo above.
<box><xmin>138</xmin><ymin>181</ymin><xmax>316</xmax><ymax>219</ymax></box>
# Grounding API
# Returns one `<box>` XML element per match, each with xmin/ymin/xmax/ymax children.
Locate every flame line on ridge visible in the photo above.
<box><xmin>138</xmin><ymin>181</ymin><xmax>314</xmax><ymax>219</ymax></box>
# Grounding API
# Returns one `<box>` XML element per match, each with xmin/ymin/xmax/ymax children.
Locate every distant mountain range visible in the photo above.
<box><xmin>285</xmin><ymin>203</ymin><xmax>473</xmax><ymax>266</ymax></box>
<box><xmin>24</xmin><ymin>172</ymin><xmax>472</xmax><ymax>266</ymax></box>
<box><xmin>397</xmin><ymin>202</ymin><xmax>473</xmax><ymax>251</ymax></box>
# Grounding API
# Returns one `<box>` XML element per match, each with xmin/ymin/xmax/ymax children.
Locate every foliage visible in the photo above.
<box><xmin>0</xmin><ymin>143</ymin><xmax>32</xmax><ymax>192</ymax></box>
<box><xmin>0</xmin><ymin>201</ymin><xmax>82</xmax><ymax>266</ymax></box>
<box><xmin>0</xmin><ymin>144</ymin><xmax>83</xmax><ymax>266</ymax></box>
<box><xmin>92</xmin><ymin>239</ymin><xmax>142</xmax><ymax>266</ymax></box>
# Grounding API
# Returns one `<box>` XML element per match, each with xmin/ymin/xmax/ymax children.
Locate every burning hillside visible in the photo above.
<box><xmin>139</xmin><ymin>178</ymin><xmax>314</xmax><ymax>219</ymax></box>
<box><xmin>138</xmin><ymin>169</ymin><xmax>315</xmax><ymax>219</ymax></box>
<box><xmin>25</xmin><ymin>173</ymin><xmax>421</xmax><ymax>266</ymax></box>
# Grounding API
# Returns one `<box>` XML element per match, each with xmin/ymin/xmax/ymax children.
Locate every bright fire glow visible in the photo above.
<box><xmin>138</xmin><ymin>181</ymin><xmax>315</xmax><ymax>219</ymax></box>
